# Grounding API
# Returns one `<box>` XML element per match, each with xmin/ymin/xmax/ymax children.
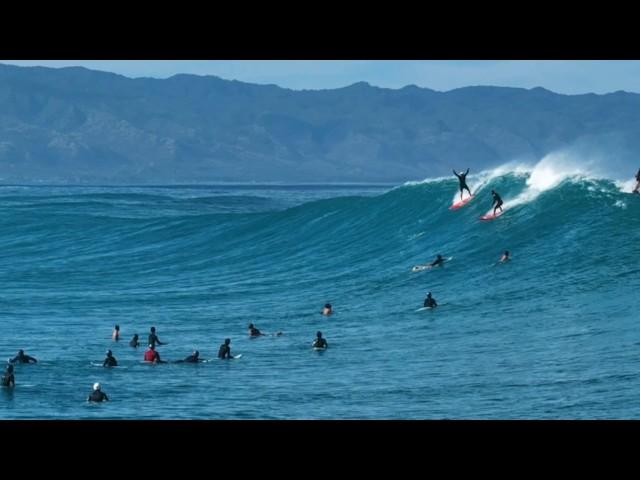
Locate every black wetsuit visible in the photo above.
<box><xmin>88</xmin><ymin>390</ymin><xmax>109</xmax><ymax>402</ymax></box>
<box><xmin>1</xmin><ymin>372</ymin><xmax>15</xmax><ymax>387</ymax></box>
<box><xmin>492</xmin><ymin>192</ymin><xmax>503</xmax><ymax>213</ymax></box>
<box><xmin>10</xmin><ymin>353</ymin><xmax>37</xmax><ymax>364</ymax></box>
<box><xmin>179</xmin><ymin>354</ymin><xmax>202</xmax><ymax>363</ymax></box>
<box><xmin>313</xmin><ymin>338</ymin><xmax>328</xmax><ymax>349</ymax></box>
<box><xmin>103</xmin><ymin>356</ymin><xmax>118</xmax><ymax>367</ymax></box>
<box><xmin>453</xmin><ymin>169</ymin><xmax>472</xmax><ymax>196</ymax></box>
<box><xmin>430</xmin><ymin>257</ymin><xmax>445</xmax><ymax>267</ymax></box>
<box><xmin>129</xmin><ymin>337</ymin><xmax>140</xmax><ymax>348</ymax></box>
<box><xmin>218</xmin><ymin>344</ymin><xmax>232</xmax><ymax>359</ymax></box>
<box><xmin>249</xmin><ymin>327</ymin><xmax>263</xmax><ymax>337</ymax></box>
<box><xmin>148</xmin><ymin>333</ymin><xmax>165</xmax><ymax>348</ymax></box>
<box><xmin>424</xmin><ymin>296</ymin><xmax>438</xmax><ymax>308</ymax></box>
<box><xmin>634</xmin><ymin>169</ymin><xmax>640</xmax><ymax>193</ymax></box>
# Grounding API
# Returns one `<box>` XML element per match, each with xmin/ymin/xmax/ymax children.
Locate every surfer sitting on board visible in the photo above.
<box><xmin>453</xmin><ymin>168</ymin><xmax>472</xmax><ymax>201</ymax></box>
<box><xmin>103</xmin><ymin>350</ymin><xmax>118</xmax><ymax>367</ymax></box>
<box><xmin>218</xmin><ymin>339</ymin><xmax>233</xmax><ymax>359</ymax></box>
<box><xmin>491</xmin><ymin>190</ymin><xmax>503</xmax><ymax>216</ymax></box>
<box><xmin>424</xmin><ymin>292</ymin><xmax>438</xmax><ymax>308</ymax></box>
<box><xmin>144</xmin><ymin>344</ymin><xmax>164</xmax><ymax>363</ymax></box>
<box><xmin>633</xmin><ymin>168</ymin><xmax>640</xmax><ymax>194</ymax></box>
<box><xmin>500</xmin><ymin>251</ymin><xmax>510</xmax><ymax>263</ymax></box>
<box><xmin>313</xmin><ymin>331</ymin><xmax>328</xmax><ymax>349</ymax></box>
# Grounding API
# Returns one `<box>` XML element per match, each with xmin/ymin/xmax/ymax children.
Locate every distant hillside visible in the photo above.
<box><xmin>0</xmin><ymin>63</ymin><xmax>638</xmax><ymax>184</ymax></box>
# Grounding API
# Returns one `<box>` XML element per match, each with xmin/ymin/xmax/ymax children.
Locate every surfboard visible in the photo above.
<box><xmin>233</xmin><ymin>354</ymin><xmax>242</xmax><ymax>359</ymax></box>
<box><xmin>416</xmin><ymin>306</ymin><xmax>436</xmax><ymax>312</ymax></box>
<box><xmin>450</xmin><ymin>194</ymin><xmax>475</xmax><ymax>210</ymax></box>
<box><xmin>412</xmin><ymin>257</ymin><xmax>453</xmax><ymax>272</ymax></box>
<box><xmin>480</xmin><ymin>210</ymin><xmax>504</xmax><ymax>221</ymax></box>
<box><xmin>313</xmin><ymin>347</ymin><xmax>327</xmax><ymax>351</ymax></box>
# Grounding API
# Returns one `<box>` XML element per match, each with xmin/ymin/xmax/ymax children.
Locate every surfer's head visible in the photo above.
<box><xmin>437</xmin><ymin>254</ymin><xmax>442</xmax><ymax>260</ymax></box>
<box><xmin>316</xmin><ymin>331</ymin><xmax>323</xmax><ymax>338</ymax></box>
<box><xmin>193</xmin><ymin>350</ymin><xmax>199</xmax><ymax>357</ymax></box>
<box><xmin>93</xmin><ymin>382</ymin><xmax>101</xmax><ymax>391</ymax></box>
<box><xmin>248</xmin><ymin>323</ymin><xmax>254</xmax><ymax>329</ymax></box>
<box><xmin>114</xmin><ymin>325</ymin><xmax>120</xmax><ymax>331</ymax></box>
<box><xmin>504</xmin><ymin>251</ymin><xmax>509</xmax><ymax>256</ymax></box>
<box><xmin>18</xmin><ymin>349</ymin><xmax>24</xmax><ymax>356</ymax></box>
<box><xmin>225</xmin><ymin>338</ymin><xmax>231</xmax><ymax>345</ymax></box>
<box><xmin>106</xmin><ymin>350</ymin><xmax>112</xmax><ymax>357</ymax></box>
<box><xmin>6</xmin><ymin>364</ymin><xmax>13</xmax><ymax>373</ymax></box>
<box><xmin>325</xmin><ymin>303</ymin><xmax>332</xmax><ymax>309</ymax></box>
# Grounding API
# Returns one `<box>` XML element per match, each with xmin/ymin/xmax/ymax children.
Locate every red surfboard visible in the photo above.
<box><xmin>449</xmin><ymin>195</ymin><xmax>475</xmax><ymax>210</ymax></box>
<box><xmin>480</xmin><ymin>210</ymin><xmax>504</xmax><ymax>221</ymax></box>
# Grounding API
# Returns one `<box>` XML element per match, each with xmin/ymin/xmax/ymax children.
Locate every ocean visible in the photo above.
<box><xmin>1</xmin><ymin>161</ymin><xmax>639</xmax><ymax>418</ymax></box>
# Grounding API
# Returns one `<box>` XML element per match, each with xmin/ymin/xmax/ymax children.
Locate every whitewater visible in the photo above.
<box><xmin>1</xmin><ymin>156</ymin><xmax>639</xmax><ymax>419</ymax></box>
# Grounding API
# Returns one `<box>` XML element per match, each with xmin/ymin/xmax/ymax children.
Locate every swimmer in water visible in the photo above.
<box><xmin>312</xmin><ymin>331</ymin><xmax>328</xmax><ymax>349</ymax></box>
<box><xmin>112</xmin><ymin>325</ymin><xmax>120</xmax><ymax>341</ymax></box>
<box><xmin>1</xmin><ymin>364</ymin><xmax>15</xmax><ymax>388</ymax></box>
<box><xmin>424</xmin><ymin>292</ymin><xmax>438</xmax><ymax>308</ymax></box>
<box><xmin>322</xmin><ymin>303</ymin><xmax>333</xmax><ymax>316</ymax></box>
<box><xmin>10</xmin><ymin>350</ymin><xmax>37</xmax><ymax>364</ymax></box>
<box><xmin>87</xmin><ymin>382</ymin><xmax>109</xmax><ymax>402</ymax></box>
<box><xmin>500</xmin><ymin>251</ymin><xmax>511</xmax><ymax>263</ymax></box>
<box><xmin>129</xmin><ymin>334</ymin><xmax>140</xmax><ymax>348</ymax></box>
<box><xmin>148</xmin><ymin>327</ymin><xmax>166</xmax><ymax>348</ymax></box>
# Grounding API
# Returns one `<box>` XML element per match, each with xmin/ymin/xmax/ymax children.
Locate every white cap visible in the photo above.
<box><xmin>93</xmin><ymin>382</ymin><xmax>101</xmax><ymax>390</ymax></box>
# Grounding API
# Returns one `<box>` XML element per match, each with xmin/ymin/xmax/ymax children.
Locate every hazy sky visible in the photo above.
<box><xmin>1</xmin><ymin>60</ymin><xmax>639</xmax><ymax>94</ymax></box>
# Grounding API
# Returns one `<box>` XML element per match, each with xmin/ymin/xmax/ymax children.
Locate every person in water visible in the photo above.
<box><xmin>500</xmin><ymin>251</ymin><xmax>510</xmax><ymax>263</ymax></box>
<box><xmin>177</xmin><ymin>350</ymin><xmax>204</xmax><ymax>363</ymax></box>
<box><xmin>129</xmin><ymin>334</ymin><xmax>140</xmax><ymax>348</ymax></box>
<box><xmin>453</xmin><ymin>168</ymin><xmax>472</xmax><ymax>201</ymax></box>
<box><xmin>633</xmin><ymin>168</ymin><xmax>640</xmax><ymax>194</ymax></box>
<box><xmin>491</xmin><ymin>190</ymin><xmax>504</xmax><ymax>216</ymax></box>
<box><xmin>248</xmin><ymin>324</ymin><xmax>266</xmax><ymax>337</ymax></box>
<box><xmin>1</xmin><ymin>364</ymin><xmax>15</xmax><ymax>388</ymax></box>
<box><xmin>218</xmin><ymin>339</ymin><xmax>233</xmax><ymax>359</ymax></box>
<box><xmin>313</xmin><ymin>331</ymin><xmax>328</xmax><ymax>349</ymax></box>
<box><xmin>103</xmin><ymin>350</ymin><xmax>118</xmax><ymax>367</ymax></box>
<box><xmin>112</xmin><ymin>325</ymin><xmax>120</xmax><ymax>341</ymax></box>
<box><xmin>322</xmin><ymin>303</ymin><xmax>333</xmax><ymax>316</ymax></box>
<box><xmin>143</xmin><ymin>344</ymin><xmax>164</xmax><ymax>364</ymax></box>
<box><xmin>10</xmin><ymin>350</ymin><xmax>37</xmax><ymax>364</ymax></box>
<box><xmin>148</xmin><ymin>327</ymin><xmax>166</xmax><ymax>348</ymax></box>
<box><xmin>424</xmin><ymin>292</ymin><xmax>438</xmax><ymax>308</ymax></box>
<box><xmin>87</xmin><ymin>382</ymin><xmax>109</xmax><ymax>402</ymax></box>
<box><xmin>429</xmin><ymin>254</ymin><xmax>445</xmax><ymax>268</ymax></box>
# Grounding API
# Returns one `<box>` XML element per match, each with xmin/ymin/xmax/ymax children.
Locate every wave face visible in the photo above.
<box><xmin>1</xmin><ymin>170</ymin><xmax>639</xmax><ymax>419</ymax></box>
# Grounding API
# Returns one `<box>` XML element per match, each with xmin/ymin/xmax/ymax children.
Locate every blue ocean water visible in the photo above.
<box><xmin>1</xmin><ymin>170</ymin><xmax>639</xmax><ymax>419</ymax></box>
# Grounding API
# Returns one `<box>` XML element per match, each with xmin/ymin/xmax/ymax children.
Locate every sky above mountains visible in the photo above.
<box><xmin>1</xmin><ymin>60</ymin><xmax>640</xmax><ymax>94</ymax></box>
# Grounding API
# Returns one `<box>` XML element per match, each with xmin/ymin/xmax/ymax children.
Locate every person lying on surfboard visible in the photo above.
<box><xmin>491</xmin><ymin>190</ymin><xmax>504</xmax><ymax>216</ymax></box>
<box><xmin>633</xmin><ymin>168</ymin><xmax>640</xmax><ymax>194</ymax></box>
<box><xmin>453</xmin><ymin>168</ymin><xmax>472</xmax><ymax>201</ymax></box>
<box><xmin>429</xmin><ymin>254</ymin><xmax>445</xmax><ymax>268</ymax></box>
<box><xmin>424</xmin><ymin>292</ymin><xmax>438</xmax><ymax>308</ymax></box>
<box><xmin>500</xmin><ymin>251</ymin><xmax>510</xmax><ymax>263</ymax></box>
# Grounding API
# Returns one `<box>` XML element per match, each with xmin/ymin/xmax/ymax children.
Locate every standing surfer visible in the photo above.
<box><xmin>453</xmin><ymin>168</ymin><xmax>472</xmax><ymax>201</ymax></box>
